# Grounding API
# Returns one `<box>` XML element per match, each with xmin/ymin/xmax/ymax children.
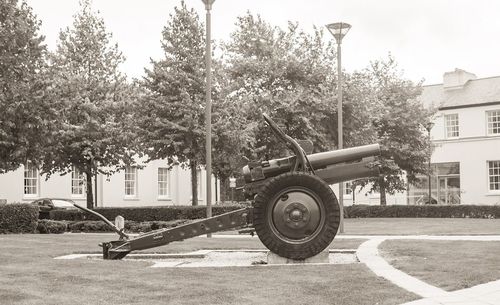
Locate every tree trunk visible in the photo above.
<box><xmin>379</xmin><ymin>176</ymin><xmax>387</xmax><ymax>206</ymax></box>
<box><xmin>85</xmin><ymin>161</ymin><xmax>94</xmax><ymax>209</ymax></box>
<box><xmin>190</xmin><ymin>159</ymin><xmax>198</xmax><ymax>206</ymax></box>
<box><xmin>219</xmin><ymin>177</ymin><xmax>227</xmax><ymax>203</ymax></box>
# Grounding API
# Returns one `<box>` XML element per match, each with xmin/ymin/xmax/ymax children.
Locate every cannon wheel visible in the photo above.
<box><xmin>253</xmin><ymin>172</ymin><xmax>340</xmax><ymax>260</ymax></box>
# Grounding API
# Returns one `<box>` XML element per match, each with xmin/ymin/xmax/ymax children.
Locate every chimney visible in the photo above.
<box><xmin>443</xmin><ymin>68</ymin><xmax>476</xmax><ymax>90</ymax></box>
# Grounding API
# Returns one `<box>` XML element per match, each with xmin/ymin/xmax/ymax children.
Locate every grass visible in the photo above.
<box><xmin>380</xmin><ymin>239</ymin><xmax>500</xmax><ymax>291</ymax></box>
<box><xmin>3</xmin><ymin>218</ymin><xmax>500</xmax><ymax>304</ymax></box>
<box><xmin>0</xmin><ymin>234</ymin><xmax>417</xmax><ymax>305</ymax></box>
<box><xmin>342</xmin><ymin>218</ymin><xmax>500</xmax><ymax>235</ymax></box>
<box><xmin>224</xmin><ymin>218</ymin><xmax>500</xmax><ymax>237</ymax></box>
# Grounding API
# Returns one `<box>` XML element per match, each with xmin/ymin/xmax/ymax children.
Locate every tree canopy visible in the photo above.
<box><xmin>224</xmin><ymin>14</ymin><xmax>338</xmax><ymax>160</ymax></box>
<box><xmin>0</xmin><ymin>0</ymin><xmax>51</xmax><ymax>173</ymax></box>
<box><xmin>353</xmin><ymin>56</ymin><xmax>433</xmax><ymax>205</ymax></box>
<box><xmin>41</xmin><ymin>0</ymin><xmax>136</xmax><ymax>208</ymax></box>
<box><xmin>139</xmin><ymin>1</ymin><xmax>209</xmax><ymax>205</ymax></box>
<box><xmin>0</xmin><ymin>3</ymin><xmax>433</xmax><ymax>206</ymax></box>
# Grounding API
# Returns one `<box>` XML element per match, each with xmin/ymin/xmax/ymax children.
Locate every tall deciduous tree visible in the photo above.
<box><xmin>0</xmin><ymin>0</ymin><xmax>51</xmax><ymax>172</ymax></box>
<box><xmin>354</xmin><ymin>56</ymin><xmax>432</xmax><ymax>205</ymax></box>
<box><xmin>43</xmin><ymin>0</ymin><xmax>135</xmax><ymax>208</ymax></box>
<box><xmin>224</xmin><ymin>13</ymin><xmax>365</xmax><ymax>159</ymax></box>
<box><xmin>139</xmin><ymin>1</ymin><xmax>208</xmax><ymax>206</ymax></box>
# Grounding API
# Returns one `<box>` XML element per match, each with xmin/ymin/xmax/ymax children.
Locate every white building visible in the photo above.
<box><xmin>410</xmin><ymin>69</ymin><xmax>500</xmax><ymax>205</ymax></box>
<box><xmin>0</xmin><ymin>159</ymin><xmax>219</xmax><ymax>207</ymax></box>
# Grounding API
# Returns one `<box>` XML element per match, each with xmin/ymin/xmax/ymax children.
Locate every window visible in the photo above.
<box><xmin>124</xmin><ymin>166</ymin><xmax>137</xmax><ymax>197</ymax></box>
<box><xmin>197</xmin><ymin>169</ymin><xmax>202</xmax><ymax>198</ymax></box>
<box><xmin>344</xmin><ymin>181</ymin><xmax>352</xmax><ymax>196</ymax></box>
<box><xmin>487</xmin><ymin>110</ymin><xmax>500</xmax><ymax>135</ymax></box>
<box><xmin>488</xmin><ymin>161</ymin><xmax>500</xmax><ymax>191</ymax></box>
<box><xmin>158</xmin><ymin>168</ymin><xmax>170</xmax><ymax>198</ymax></box>
<box><xmin>445</xmin><ymin>113</ymin><xmax>459</xmax><ymax>138</ymax></box>
<box><xmin>71</xmin><ymin>166</ymin><xmax>85</xmax><ymax>196</ymax></box>
<box><xmin>24</xmin><ymin>163</ymin><xmax>39</xmax><ymax>196</ymax></box>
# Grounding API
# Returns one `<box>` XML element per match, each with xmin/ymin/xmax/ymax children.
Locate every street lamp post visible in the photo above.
<box><xmin>326</xmin><ymin>22</ymin><xmax>351</xmax><ymax>233</ymax></box>
<box><xmin>202</xmin><ymin>0</ymin><xmax>215</xmax><ymax>237</ymax></box>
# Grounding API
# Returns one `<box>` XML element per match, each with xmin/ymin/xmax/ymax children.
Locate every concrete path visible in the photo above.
<box><xmin>357</xmin><ymin>238</ymin><xmax>447</xmax><ymax>298</ymax></box>
<box><xmin>355</xmin><ymin>235</ymin><xmax>500</xmax><ymax>305</ymax></box>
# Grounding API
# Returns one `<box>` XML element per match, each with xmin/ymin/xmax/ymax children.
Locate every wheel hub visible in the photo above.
<box><xmin>283</xmin><ymin>202</ymin><xmax>310</xmax><ymax>230</ymax></box>
<box><xmin>272</xmin><ymin>190</ymin><xmax>322</xmax><ymax>241</ymax></box>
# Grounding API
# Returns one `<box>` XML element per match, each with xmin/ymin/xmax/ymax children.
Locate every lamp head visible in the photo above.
<box><xmin>326</xmin><ymin>22</ymin><xmax>351</xmax><ymax>43</ymax></box>
<box><xmin>201</xmin><ymin>0</ymin><xmax>215</xmax><ymax>10</ymax></box>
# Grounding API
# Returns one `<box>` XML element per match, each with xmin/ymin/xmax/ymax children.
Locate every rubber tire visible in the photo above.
<box><xmin>253</xmin><ymin>172</ymin><xmax>340</xmax><ymax>260</ymax></box>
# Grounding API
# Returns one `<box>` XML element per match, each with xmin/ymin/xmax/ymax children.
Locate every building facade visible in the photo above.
<box><xmin>0</xmin><ymin>159</ymin><xmax>219</xmax><ymax>207</ymax></box>
<box><xmin>410</xmin><ymin>69</ymin><xmax>500</xmax><ymax>205</ymax></box>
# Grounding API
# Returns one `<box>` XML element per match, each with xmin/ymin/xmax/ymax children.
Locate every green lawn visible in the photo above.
<box><xmin>2</xmin><ymin>218</ymin><xmax>500</xmax><ymax>304</ymax></box>
<box><xmin>380</xmin><ymin>239</ymin><xmax>500</xmax><ymax>291</ymax></box>
<box><xmin>342</xmin><ymin>218</ymin><xmax>500</xmax><ymax>235</ymax></box>
<box><xmin>0</xmin><ymin>234</ymin><xmax>417</xmax><ymax>305</ymax></box>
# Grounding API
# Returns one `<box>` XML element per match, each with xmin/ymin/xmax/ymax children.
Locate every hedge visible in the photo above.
<box><xmin>344</xmin><ymin>205</ymin><xmax>500</xmax><ymax>218</ymax></box>
<box><xmin>37</xmin><ymin>219</ymin><xmax>67</xmax><ymax>234</ymax></box>
<box><xmin>0</xmin><ymin>203</ymin><xmax>39</xmax><ymax>233</ymax></box>
<box><xmin>50</xmin><ymin>205</ymin><xmax>244</xmax><ymax>222</ymax></box>
<box><xmin>68</xmin><ymin>219</ymin><xmax>188</xmax><ymax>233</ymax></box>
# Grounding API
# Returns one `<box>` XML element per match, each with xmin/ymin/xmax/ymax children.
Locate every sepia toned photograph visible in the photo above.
<box><xmin>1</xmin><ymin>1</ymin><xmax>499</xmax><ymax>304</ymax></box>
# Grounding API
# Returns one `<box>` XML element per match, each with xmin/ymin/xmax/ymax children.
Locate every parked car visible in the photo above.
<box><xmin>31</xmin><ymin>198</ymin><xmax>77</xmax><ymax>219</ymax></box>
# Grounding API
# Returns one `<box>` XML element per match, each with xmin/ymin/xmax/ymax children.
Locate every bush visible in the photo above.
<box><xmin>37</xmin><ymin>219</ymin><xmax>67</xmax><ymax>234</ymax></box>
<box><xmin>0</xmin><ymin>203</ymin><xmax>39</xmax><ymax>233</ymax></box>
<box><xmin>344</xmin><ymin>205</ymin><xmax>500</xmax><ymax>218</ymax></box>
<box><xmin>67</xmin><ymin>219</ymin><xmax>189</xmax><ymax>233</ymax></box>
<box><xmin>69</xmin><ymin>220</ymin><xmax>112</xmax><ymax>232</ymax></box>
<box><xmin>50</xmin><ymin>204</ymin><xmax>244</xmax><ymax>222</ymax></box>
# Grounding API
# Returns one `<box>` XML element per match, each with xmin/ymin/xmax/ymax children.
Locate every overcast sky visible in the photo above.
<box><xmin>27</xmin><ymin>0</ymin><xmax>500</xmax><ymax>85</ymax></box>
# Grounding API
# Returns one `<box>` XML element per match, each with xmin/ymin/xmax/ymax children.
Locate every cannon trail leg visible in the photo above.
<box><xmin>253</xmin><ymin>172</ymin><xmax>340</xmax><ymax>260</ymax></box>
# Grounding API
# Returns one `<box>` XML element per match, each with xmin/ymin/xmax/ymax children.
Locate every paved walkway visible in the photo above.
<box><xmin>355</xmin><ymin>235</ymin><xmax>500</xmax><ymax>305</ymax></box>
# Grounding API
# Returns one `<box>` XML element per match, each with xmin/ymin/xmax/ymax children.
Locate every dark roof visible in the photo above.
<box><xmin>419</xmin><ymin>76</ymin><xmax>500</xmax><ymax>109</ymax></box>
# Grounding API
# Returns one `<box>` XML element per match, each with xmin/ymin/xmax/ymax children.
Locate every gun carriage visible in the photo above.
<box><xmin>74</xmin><ymin>114</ymin><xmax>380</xmax><ymax>260</ymax></box>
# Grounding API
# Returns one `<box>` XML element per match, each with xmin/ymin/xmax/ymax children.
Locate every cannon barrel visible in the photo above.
<box><xmin>243</xmin><ymin>144</ymin><xmax>380</xmax><ymax>185</ymax></box>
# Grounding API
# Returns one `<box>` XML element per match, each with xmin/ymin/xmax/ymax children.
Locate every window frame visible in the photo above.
<box><xmin>444</xmin><ymin>113</ymin><xmax>459</xmax><ymax>139</ymax></box>
<box><xmin>487</xmin><ymin>160</ymin><xmax>500</xmax><ymax>192</ymax></box>
<box><xmin>71</xmin><ymin>166</ymin><xmax>86</xmax><ymax>197</ymax></box>
<box><xmin>23</xmin><ymin>162</ymin><xmax>39</xmax><ymax>198</ymax></box>
<box><xmin>344</xmin><ymin>181</ymin><xmax>353</xmax><ymax>196</ymax></box>
<box><xmin>124</xmin><ymin>166</ymin><xmax>138</xmax><ymax>198</ymax></box>
<box><xmin>197</xmin><ymin>169</ymin><xmax>203</xmax><ymax>200</ymax></box>
<box><xmin>486</xmin><ymin>110</ymin><xmax>500</xmax><ymax>136</ymax></box>
<box><xmin>157</xmin><ymin>167</ymin><xmax>170</xmax><ymax>199</ymax></box>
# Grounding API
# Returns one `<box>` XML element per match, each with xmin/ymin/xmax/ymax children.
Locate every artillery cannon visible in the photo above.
<box><xmin>74</xmin><ymin>114</ymin><xmax>380</xmax><ymax>260</ymax></box>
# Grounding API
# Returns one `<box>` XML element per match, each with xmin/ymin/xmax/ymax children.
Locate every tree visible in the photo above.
<box><xmin>139</xmin><ymin>1</ymin><xmax>209</xmax><ymax>206</ymax></box>
<box><xmin>224</xmin><ymin>13</ymin><xmax>357</xmax><ymax>160</ymax></box>
<box><xmin>354</xmin><ymin>56</ymin><xmax>433</xmax><ymax>205</ymax></box>
<box><xmin>0</xmin><ymin>0</ymin><xmax>51</xmax><ymax>172</ymax></box>
<box><xmin>42</xmin><ymin>0</ymin><xmax>135</xmax><ymax>208</ymax></box>
<box><xmin>211</xmin><ymin>85</ymin><xmax>256</xmax><ymax>201</ymax></box>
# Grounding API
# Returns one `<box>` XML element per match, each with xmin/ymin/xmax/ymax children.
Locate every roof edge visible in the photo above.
<box><xmin>424</xmin><ymin>75</ymin><xmax>500</xmax><ymax>88</ymax></box>
<box><xmin>439</xmin><ymin>101</ymin><xmax>500</xmax><ymax>110</ymax></box>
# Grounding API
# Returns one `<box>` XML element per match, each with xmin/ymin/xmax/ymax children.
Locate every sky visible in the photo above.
<box><xmin>26</xmin><ymin>0</ymin><xmax>500</xmax><ymax>85</ymax></box>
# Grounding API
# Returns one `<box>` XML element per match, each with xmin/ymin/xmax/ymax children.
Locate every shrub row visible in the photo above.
<box><xmin>37</xmin><ymin>219</ymin><xmax>67</xmax><ymax>234</ymax></box>
<box><xmin>344</xmin><ymin>204</ymin><xmax>500</xmax><ymax>218</ymax></box>
<box><xmin>0</xmin><ymin>204</ymin><xmax>39</xmax><ymax>233</ymax></box>
<box><xmin>36</xmin><ymin>219</ymin><xmax>188</xmax><ymax>234</ymax></box>
<box><xmin>50</xmin><ymin>205</ymin><xmax>244</xmax><ymax>222</ymax></box>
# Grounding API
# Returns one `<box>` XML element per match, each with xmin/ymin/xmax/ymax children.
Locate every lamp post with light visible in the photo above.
<box><xmin>202</xmin><ymin>0</ymin><xmax>214</xmax><ymax>236</ymax></box>
<box><xmin>326</xmin><ymin>22</ymin><xmax>351</xmax><ymax>233</ymax></box>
